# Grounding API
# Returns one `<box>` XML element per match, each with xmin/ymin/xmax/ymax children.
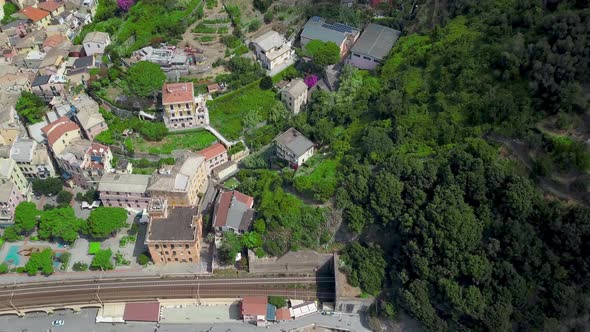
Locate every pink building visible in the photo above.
<box><xmin>198</xmin><ymin>142</ymin><xmax>228</xmax><ymax>174</ymax></box>
<box><xmin>98</xmin><ymin>173</ymin><xmax>152</xmax><ymax>211</ymax></box>
<box><xmin>0</xmin><ymin>182</ymin><xmax>27</xmax><ymax>225</ymax></box>
<box><xmin>56</xmin><ymin>140</ymin><xmax>112</xmax><ymax>189</ymax></box>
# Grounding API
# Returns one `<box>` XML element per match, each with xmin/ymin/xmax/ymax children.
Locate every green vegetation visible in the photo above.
<box><xmin>91</xmin><ymin>249</ymin><xmax>114</xmax><ymax>270</ymax></box>
<box><xmin>202</xmin><ymin>17</ymin><xmax>230</xmax><ymax>24</ymax></box>
<box><xmin>58</xmin><ymin>252</ymin><xmax>72</xmax><ymax>271</ymax></box>
<box><xmin>88</xmin><ymin>242</ymin><xmax>102</xmax><ymax>255</ymax></box>
<box><xmin>0</xmin><ymin>263</ymin><xmax>8</xmax><ymax>274</ymax></box>
<box><xmin>205</xmin><ymin>0</ymin><xmax>217</xmax><ymax>9</ymax></box>
<box><xmin>132</xmin><ymin>129</ymin><xmax>216</xmax><ymax>154</ymax></box>
<box><xmin>1</xmin><ymin>2</ymin><xmax>19</xmax><ymax>24</ymax></box>
<box><xmin>199</xmin><ymin>35</ymin><xmax>215</xmax><ymax>42</ymax></box>
<box><xmin>193</xmin><ymin>23</ymin><xmax>217</xmax><ymax>33</ymax></box>
<box><xmin>15</xmin><ymin>92</ymin><xmax>47</xmax><ymax>124</ymax></box>
<box><xmin>215</xmin><ymin>57</ymin><xmax>265</xmax><ymax>90</ymax></box>
<box><xmin>208</xmin><ymin>81</ymin><xmax>276</xmax><ymax>140</ymax></box>
<box><xmin>24</xmin><ymin>248</ymin><xmax>54</xmax><ymax>276</ymax></box>
<box><xmin>223</xmin><ymin>178</ymin><xmax>239</xmax><ymax>189</ymax></box>
<box><xmin>14</xmin><ymin>202</ymin><xmax>40</xmax><ymax>233</ymax></box>
<box><xmin>237</xmin><ymin>170</ymin><xmax>329</xmax><ymax>256</ymax></box>
<box><xmin>268</xmin><ymin>296</ymin><xmax>287</xmax><ymax>308</ymax></box>
<box><xmin>31</xmin><ymin>178</ymin><xmax>63</xmax><ymax>197</ymax></box>
<box><xmin>293</xmin><ymin>157</ymin><xmax>339</xmax><ymax>202</ymax></box>
<box><xmin>304</xmin><ymin>40</ymin><xmax>340</xmax><ymax>67</ymax></box>
<box><xmin>228</xmin><ymin>141</ymin><xmax>245</xmax><ymax>155</ymax></box>
<box><xmin>259</xmin><ymin>76</ymin><xmax>273</xmax><ymax>90</ymax></box>
<box><xmin>86</xmin><ymin>207</ymin><xmax>128</xmax><ymax>239</ymax></box>
<box><xmin>38</xmin><ymin>207</ymin><xmax>84</xmax><ymax>244</ymax></box>
<box><xmin>56</xmin><ymin>190</ymin><xmax>73</xmax><ymax>206</ymax></box>
<box><xmin>125</xmin><ymin>61</ymin><xmax>166</xmax><ymax>99</ymax></box>
<box><xmin>72</xmin><ymin>262</ymin><xmax>88</xmax><ymax>271</ymax></box>
<box><xmin>114</xmin><ymin>251</ymin><xmax>131</xmax><ymax>266</ymax></box>
<box><xmin>138</xmin><ymin>253</ymin><xmax>151</xmax><ymax>266</ymax></box>
<box><xmin>75</xmin><ymin>189</ymin><xmax>98</xmax><ymax>204</ymax></box>
<box><xmin>77</xmin><ymin>0</ymin><xmax>203</xmax><ymax>56</ymax></box>
<box><xmin>98</xmin><ymin>108</ymin><xmax>169</xmax><ymax>145</ymax></box>
<box><xmin>119</xmin><ymin>235</ymin><xmax>136</xmax><ymax>247</ymax></box>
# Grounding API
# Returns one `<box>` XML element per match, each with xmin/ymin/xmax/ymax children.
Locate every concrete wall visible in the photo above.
<box><xmin>248</xmin><ymin>250</ymin><xmax>333</xmax><ymax>274</ymax></box>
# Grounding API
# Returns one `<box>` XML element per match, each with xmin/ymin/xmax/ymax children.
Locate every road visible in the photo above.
<box><xmin>0</xmin><ymin>308</ymin><xmax>371</xmax><ymax>332</ymax></box>
<box><xmin>0</xmin><ymin>275</ymin><xmax>334</xmax><ymax>312</ymax></box>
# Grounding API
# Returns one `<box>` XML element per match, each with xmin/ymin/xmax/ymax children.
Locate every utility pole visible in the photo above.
<box><xmin>96</xmin><ymin>285</ymin><xmax>104</xmax><ymax>307</ymax></box>
<box><xmin>8</xmin><ymin>292</ymin><xmax>21</xmax><ymax>316</ymax></box>
<box><xmin>196</xmin><ymin>276</ymin><xmax>201</xmax><ymax>305</ymax></box>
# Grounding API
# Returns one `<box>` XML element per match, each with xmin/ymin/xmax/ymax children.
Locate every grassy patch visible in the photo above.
<box><xmin>293</xmin><ymin>157</ymin><xmax>340</xmax><ymax>202</ymax></box>
<box><xmin>88</xmin><ymin>242</ymin><xmax>101</xmax><ymax>255</ymax></box>
<box><xmin>199</xmin><ymin>35</ymin><xmax>215</xmax><ymax>42</ymax></box>
<box><xmin>206</xmin><ymin>0</ymin><xmax>217</xmax><ymax>9</ymax></box>
<box><xmin>223</xmin><ymin>178</ymin><xmax>240</xmax><ymax>189</ymax></box>
<box><xmin>193</xmin><ymin>23</ymin><xmax>217</xmax><ymax>33</ymax></box>
<box><xmin>132</xmin><ymin>130</ymin><xmax>217</xmax><ymax>154</ymax></box>
<box><xmin>208</xmin><ymin>81</ymin><xmax>276</xmax><ymax>140</ymax></box>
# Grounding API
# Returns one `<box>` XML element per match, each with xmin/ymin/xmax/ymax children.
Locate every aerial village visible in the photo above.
<box><xmin>0</xmin><ymin>0</ymin><xmax>402</xmax><ymax>329</ymax></box>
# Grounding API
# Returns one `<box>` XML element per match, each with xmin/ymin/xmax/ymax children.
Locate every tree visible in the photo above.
<box><xmin>24</xmin><ymin>248</ymin><xmax>54</xmax><ymax>276</ymax></box>
<box><xmin>138</xmin><ymin>253</ymin><xmax>151</xmax><ymax>266</ymax></box>
<box><xmin>138</xmin><ymin>121</ymin><xmax>168</xmax><ymax>141</ymax></box>
<box><xmin>267</xmin><ymin>100</ymin><xmax>289</xmax><ymax>124</ymax></box>
<box><xmin>341</xmin><ymin>242</ymin><xmax>386</xmax><ymax>295</ymax></box>
<box><xmin>56</xmin><ymin>190</ymin><xmax>73</xmax><ymax>206</ymax></box>
<box><xmin>242</xmin><ymin>110</ymin><xmax>261</xmax><ymax>129</ymax></box>
<box><xmin>86</xmin><ymin>207</ymin><xmax>128</xmax><ymax>239</ymax></box>
<box><xmin>72</xmin><ymin>262</ymin><xmax>89</xmax><ymax>271</ymax></box>
<box><xmin>3</xmin><ymin>226</ymin><xmax>21</xmax><ymax>242</ymax></box>
<box><xmin>218</xmin><ymin>232</ymin><xmax>242</xmax><ymax>265</ymax></box>
<box><xmin>125</xmin><ymin>61</ymin><xmax>166</xmax><ymax>99</ymax></box>
<box><xmin>32</xmin><ymin>178</ymin><xmax>63</xmax><ymax>196</ymax></box>
<box><xmin>304</xmin><ymin>74</ymin><xmax>319</xmax><ymax>88</ymax></box>
<box><xmin>14</xmin><ymin>202</ymin><xmax>40</xmax><ymax>232</ymax></box>
<box><xmin>117</xmin><ymin>0</ymin><xmax>134</xmax><ymax>11</ymax></box>
<box><xmin>15</xmin><ymin>92</ymin><xmax>47</xmax><ymax>124</ymax></box>
<box><xmin>305</xmin><ymin>40</ymin><xmax>340</xmax><ymax>67</ymax></box>
<box><xmin>38</xmin><ymin>207</ymin><xmax>84</xmax><ymax>243</ymax></box>
<box><xmin>242</xmin><ymin>232</ymin><xmax>262</xmax><ymax>249</ymax></box>
<box><xmin>0</xmin><ymin>263</ymin><xmax>8</xmax><ymax>274</ymax></box>
<box><xmin>91</xmin><ymin>249</ymin><xmax>114</xmax><ymax>270</ymax></box>
<box><xmin>253</xmin><ymin>0</ymin><xmax>272</xmax><ymax>13</ymax></box>
<box><xmin>268</xmin><ymin>296</ymin><xmax>286</xmax><ymax>308</ymax></box>
<box><xmin>259</xmin><ymin>75</ymin><xmax>273</xmax><ymax>90</ymax></box>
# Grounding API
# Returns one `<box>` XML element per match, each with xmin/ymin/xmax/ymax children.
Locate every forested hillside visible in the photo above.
<box><xmin>292</xmin><ymin>0</ymin><xmax>589</xmax><ymax>330</ymax></box>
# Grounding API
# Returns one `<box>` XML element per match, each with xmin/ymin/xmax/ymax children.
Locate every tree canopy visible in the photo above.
<box><xmin>38</xmin><ymin>207</ymin><xmax>85</xmax><ymax>244</ymax></box>
<box><xmin>304</xmin><ymin>40</ymin><xmax>340</xmax><ymax>67</ymax></box>
<box><xmin>86</xmin><ymin>207</ymin><xmax>128</xmax><ymax>239</ymax></box>
<box><xmin>32</xmin><ymin>178</ymin><xmax>63</xmax><ymax>197</ymax></box>
<box><xmin>91</xmin><ymin>249</ymin><xmax>114</xmax><ymax>270</ymax></box>
<box><xmin>14</xmin><ymin>202</ymin><xmax>40</xmax><ymax>232</ymax></box>
<box><xmin>15</xmin><ymin>92</ymin><xmax>47</xmax><ymax>124</ymax></box>
<box><xmin>125</xmin><ymin>61</ymin><xmax>166</xmax><ymax>98</ymax></box>
<box><xmin>24</xmin><ymin>248</ymin><xmax>54</xmax><ymax>276</ymax></box>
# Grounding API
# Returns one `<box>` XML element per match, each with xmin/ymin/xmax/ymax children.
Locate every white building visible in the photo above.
<box><xmin>250</xmin><ymin>30</ymin><xmax>294</xmax><ymax>71</ymax></box>
<box><xmin>10</xmin><ymin>139</ymin><xmax>56</xmax><ymax>179</ymax></box>
<box><xmin>274</xmin><ymin>128</ymin><xmax>315</xmax><ymax>169</ymax></box>
<box><xmin>83</xmin><ymin>31</ymin><xmax>110</xmax><ymax>56</ymax></box>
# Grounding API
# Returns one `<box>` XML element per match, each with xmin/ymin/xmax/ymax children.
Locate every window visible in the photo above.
<box><xmin>173</xmin><ymin>251</ymin><xmax>176</xmax><ymax>255</ymax></box>
<box><xmin>175</xmin><ymin>258</ymin><xmax>178</xmax><ymax>262</ymax></box>
<box><xmin>171</xmin><ymin>244</ymin><xmax>175</xmax><ymax>249</ymax></box>
<box><xmin>165</xmin><ymin>251</ymin><xmax>169</xmax><ymax>255</ymax></box>
<box><xmin>189</xmin><ymin>258</ymin><xmax>193</xmax><ymax>262</ymax></box>
<box><xmin>167</xmin><ymin>258</ymin><xmax>171</xmax><ymax>261</ymax></box>
<box><xmin>155</xmin><ymin>244</ymin><xmax>159</xmax><ymax>249</ymax></box>
<box><xmin>163</xmin><ymin>244</ymin><xmax>167</xmax><ymax>248</ymax></box>
<box><xmin>185</xmin><ymin>244</ymin><xmax>189</xmax><ymax>249</ymax></box>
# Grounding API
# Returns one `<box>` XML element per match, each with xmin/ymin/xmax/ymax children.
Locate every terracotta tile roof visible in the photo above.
<box><xmin>162</xmin><ymin>82</ymin><xmax>194</xmax><ymax>105</ymax></box>
<box><xmin>37</xmin><ymin>1</ymin><xmax>64</xmax><ymax>12</ymax></box>
<box><xmin>241</xmin><ymin>297</ymin><xmax>267</xmax><ymax>317</ymax></box>
<box><xmin>198</xmin><ymin>142</ymin><xmax>226</xmax><ymax>160</ymax></box>
<box><xmin>276</xmin><ymin>307</ymin><xmax>292</xmax><ymax>321</ymax></box>
<box><xmin>41</xmin><ymin>116</ymin><xmax>80</xmax><ymax>147</ymax></box>
<box><xmin>20</xmin><ymin>6</ymin><xmax>50</xmax><ymax>22</ymax></box>
<box><xmin>43</xmin><ymin>34</ymin><xmax>65</xmax><ymax>49</ymax></box>
<box><xmin>213</xmin><ymin>190</ymin><xmax>254</xmax><ymax>230</ymax></box>
<box><xmin>123</xmin><ymin>302</ymin><xmax>160</xmax><ymax>322</ymax></box>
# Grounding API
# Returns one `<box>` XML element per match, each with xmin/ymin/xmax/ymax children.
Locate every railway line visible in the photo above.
<box><xmin>0</xmin><ymin>275</ymin><xmax>335</xmax><ymax>311</ymax></box>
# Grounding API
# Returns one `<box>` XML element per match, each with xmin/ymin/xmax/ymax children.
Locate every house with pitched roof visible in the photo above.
<box><xmin>20</xmin><ymin>6</ymin><xmax>51</xmax><ymax>28</ymax></box>
<box><xmin>82</xmin><ymin>31</ymin><xmax>110</xmax><ymax>56</ymax></box>
<box><xmin>300</xmin><ymin>16</ymin><xmax>360</xmax><ymax>58</ymax></box>
<box><xmin>250</xmin><ymin>30</ymin><xmax>294</xmax><ymax>71</ymax></box>
<box><xmin>41</xmin><ymin>116</ymin><xmax>81</xmax><ymax>154</ymax></box>
<box><xmin>241</xmin><ymin>297</ymin><xmax>268</xmax><ymax>325</ymax></box>
<box><xmin>197</xmin><ymin>142</ymin><xmax>228</xmax><ymax>174</ymax></box>
<box><xmin>161</xmin><ymin>82</ymin><xmax>209</xmax><ymax>130</ymax></box>
<box><xmin>70</xmin><ymin>93</ymin><xmax>107</xmax><ymax>140</ymax></box>
<box><xmin>37</xmin><ymin>1</ymin><xmax>66</xmax><ymax>18</ymax></box>
<box><xmin>274</xmin><ymin>128</ymin><xmax>315</xmax><ymax>169</ymax></box>
<box><xmin>348</xmin><ymin>23</ymin><xmax>401</xmax><ymax>70</ymax></box>
<box><xmin>212</xmin><ymin>190</ymin><xmax>255</xmax><ymax>235</ymax></box>
<box><xmin>280</xmin><ymin>78</ymin><xmax>308</xmax><ymax>114</ymax></box>
<box><xmin>31</xmin><ymin>73</ymin><xmax>66</xmax><ymax>102</ymax></box>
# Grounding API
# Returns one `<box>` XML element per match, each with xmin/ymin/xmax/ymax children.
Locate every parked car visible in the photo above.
<box><xmin>51</xmin><ymin>319</ymin><xmax>64</xmax><ymax>326</ymax></box>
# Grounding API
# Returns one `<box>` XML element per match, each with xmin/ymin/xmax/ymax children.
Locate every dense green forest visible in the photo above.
<box><xmin>291</xmin><ymin>0</ymin><xmax>589</xmax><ymax>330</ymax></box>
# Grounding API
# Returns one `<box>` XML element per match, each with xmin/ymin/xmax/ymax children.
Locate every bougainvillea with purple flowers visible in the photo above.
<box><xmin>117</xmin><ymin>0</ymin><xmax>135</xmax><ymax>11</ymax></box>
<box><xmin>304</xmin><ymin>74</ymin><xmax>318</xmax><ymax>88</ymax></box>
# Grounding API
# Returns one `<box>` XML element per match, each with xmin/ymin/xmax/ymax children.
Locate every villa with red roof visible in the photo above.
<box><xmin>241</xmin><ymin>297</ymin><xmax>268</xmax><ymax>325</ymax></box>
<box><xmin>213</xmin><ymin>190</ymin><xmax>255</xmax><ymax>234</ymax></box>
<box><xmin>198</xmin><ymin>142</ymin><xmax>228</xmax><ymax>173</ymax></box>
<box><xmin>161</xmin><ymin>82</ymin><xmax>209</xmax><ymax>131</ymax></box>
<box><xmin>36</xmin><ymin>1</ymin><xmax>65</xmax><ymax>18</ymax></box>
<box><xmin>41</xmin><ymin>116</ymin><xmax>82</xmax><ymax>154</ymax></box>
<box><xmin>55</xmin><ymin>139</ymin><xmax>113</xmax><ymax>189</ymax></box>
<box><xmin>20</xmin><ymin>6</ymin><xmax>51</xmax><ymax>27</ymax></box>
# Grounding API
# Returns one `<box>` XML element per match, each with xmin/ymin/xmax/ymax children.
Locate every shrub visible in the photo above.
<box><xmin>248</xmin><ymin>19</ymin><xmax>261</xmax><ymax>32</ymax></box>
<box><xmin>138</xmin><ymin>253</ymin><xmax>151</xmax><ymax>266</ymax></box>
<box><xmin>72</xmin><ymin>262</ymin><xmax>88</xmax><ymax>271</ymax></box>
<box><xmin>264</xmin><ymin>11</ymin><xmax>273</xmax><ymax>24</ymax></box>
<box><xmin>268</xmin><ymin>295</ymin><xmax>286</xmax><ymax>308</ymax></box>
<box><xmin>0</xmin><ymin>263</ymin><xmax>8</xmax><ymax>274</ymax></box>
<box><xmin>56</xmin><ymin>190</ymin><xmax>73</xmax><ymax>205</ymax></box>
<box><xmin>259</xmin><ymin>76</ymin><xmax>273</xmax><ymax>90</ymax></box>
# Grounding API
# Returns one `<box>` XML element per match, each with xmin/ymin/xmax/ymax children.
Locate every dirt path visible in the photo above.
<box><xmin>486</xmin><ymin>133</ymin><xmax>589</xmax><ymax>206</ymax></box>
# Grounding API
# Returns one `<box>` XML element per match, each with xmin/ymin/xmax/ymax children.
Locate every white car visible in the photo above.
<box><xmin>51</xmin><ymin>320</ymin><xmax>64</xmax><ymax>326</ymax></box>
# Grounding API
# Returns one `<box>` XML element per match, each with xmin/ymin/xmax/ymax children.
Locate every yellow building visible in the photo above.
<box><xmin>0</xmin><ymin>158</ymin><xmax>31</xmax><ymax>199</ymax></box>
<box><xmin>147</xmin><ymin>151</ymin><xmax>208</xmax><ymax>207</ymax></box>
<box><xmin>20</xmin><ymin>6</ymin><xmax>51</xmax><ymax>28</ymax></box>
<box><xmin>161</xmin><ymin>82</ymin><xmax>208</xmax><ymax>131</ymax></box>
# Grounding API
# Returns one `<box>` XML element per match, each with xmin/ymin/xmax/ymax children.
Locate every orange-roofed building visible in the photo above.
<box><xmin>275</xmin><ymin>307</ymin><xmax>292</xmax><ymax>321</ymax></box>
<box><xmin>42</xmin><ymin>34</ymin><xmax>65</xmax><ymax>51</ymax></box>
<box><xmin>161</xmin><ymin>82</ymin><xmax>209</xmax><ymax>131</ymax></box>
<box><xmin>241</xmin><ymin>297</ymin><xmax>267</xmax><ymax>324</ymax></box>
<box><xmin>37</xmin><ymin>1</ymin><xmax>65</xmax><ymax>17</ymax></box>
<box><xmin>20</xmin><ymin>6</ymin><xmax>51</xmax><ymax>27</ymax></box>
<box><xmin>41</xmin><ymin>116</ymin><xmax>82</xmax><ymax>154</ymax></box>
<box><xmin>198</xmin><ymin>142</ymin><xmax>228</xmax><ymax>173</ymax></box>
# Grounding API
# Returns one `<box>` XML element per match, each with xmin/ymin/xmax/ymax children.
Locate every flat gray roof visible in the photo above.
<box><xmin>301</xmin><ymin>16</ymin><xmax>359</xmax><ymax>46</ymax></box>
<box><xmin>147</xmin><ymin>207</ymin><xmax>198</xmax><ymax>242</ymax></box>
<box><xmin>351</xmin><ymin>24</ymin><xmax>401</xmax><ymax>60</ymax></box>
<box><xmin>275</xmin><ymin>128</ymin><xmax>314</xmax><ymax>157</ymax></box>
<box><xmin>98</xmin><ymin>173</ymin><xmax>151</xmax><ymax>193</ymax></box>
